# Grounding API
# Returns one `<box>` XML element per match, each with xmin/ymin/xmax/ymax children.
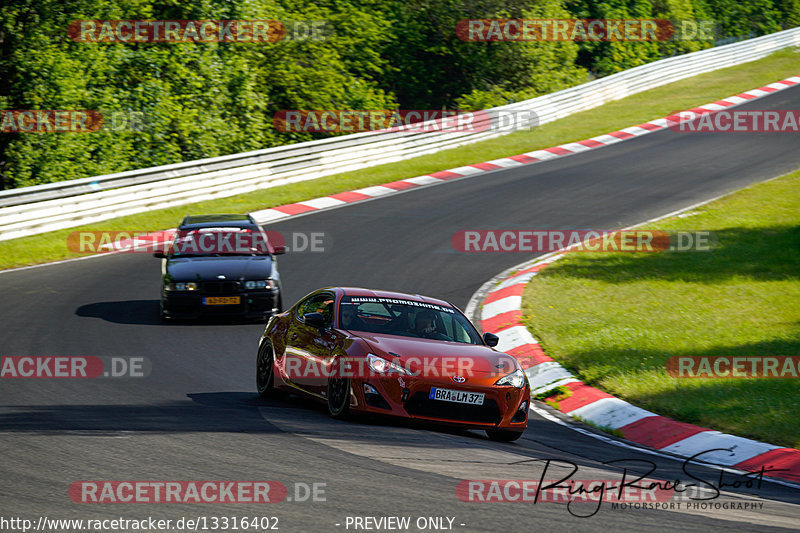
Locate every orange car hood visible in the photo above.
<box><xmin>356</xmin><ymin>333</ymin><xmax>519</xmax><ymax>378</ymax></box>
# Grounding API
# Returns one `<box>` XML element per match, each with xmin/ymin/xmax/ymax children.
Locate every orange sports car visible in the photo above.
<box><xmin>256</xmin><ymin>287</ymin><xmax>530</xmax><ymax>441</ymax></box>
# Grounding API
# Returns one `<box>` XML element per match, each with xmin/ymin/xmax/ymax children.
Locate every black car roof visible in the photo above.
<box><xmin>178</xmin><ymin>214</ymin><xmax>257</xmax><ymax>230</ymax></box>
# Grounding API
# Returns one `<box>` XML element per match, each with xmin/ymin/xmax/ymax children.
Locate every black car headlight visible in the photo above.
<box><xmin>167</xmin><ymin>282</ymin><xmax>198</xmax><ymax>291</ymax></box>
<box><xmin>243</xmin><ymin>280</ymin><xmax>273</xmax><ymax>290</ymax></box>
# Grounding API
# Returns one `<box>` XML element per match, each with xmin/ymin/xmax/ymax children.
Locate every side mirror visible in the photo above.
<box><xmin>304</xmin><ymin>312</ymin><xmax>325</xmax><ymax>329</ymax></box>
<box><xmin>483</xmin><ymin>332</ymin><xmax>499</xmax><ymax>347</ymax></box>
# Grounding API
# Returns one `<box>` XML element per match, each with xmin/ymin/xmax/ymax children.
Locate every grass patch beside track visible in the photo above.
<box><xmin>2</xmin><ymin>48</ymin><xmax>799</xmax><ymax>270</ymax></box>
<box><xmin>521</xmin><ymin>171</ymin><xmax>800</xmax><ymax>448</ymax></box>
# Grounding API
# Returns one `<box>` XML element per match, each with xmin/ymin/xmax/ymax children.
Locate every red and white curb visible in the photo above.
<box><xmin>243</xmin><ymin>75</ymin><xmax>800</xmax><ymax>225</ymax></box>
<box><xmin>474</xmin><ymin>252</ymin><xmax>800</xmax><ymax>485</ymax></box>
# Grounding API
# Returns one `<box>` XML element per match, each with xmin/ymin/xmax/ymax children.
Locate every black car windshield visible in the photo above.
<box><xmin>338</xmin><ymin>296</ymin><xmax>483</xmax><ymax>344</ymax></box>
<box><xmin>169</xmin><ymin>228</ymin><xmax>271</xmax><ymax>256</ymax></box>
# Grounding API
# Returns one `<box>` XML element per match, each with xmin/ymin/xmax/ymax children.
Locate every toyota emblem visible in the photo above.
<box><xmin>452</xmin><ymin>375</ymin><xmax>466</xmax><ymax>383</ymax></box>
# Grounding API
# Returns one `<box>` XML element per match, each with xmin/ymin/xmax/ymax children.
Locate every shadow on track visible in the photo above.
<box><xmin>0</xmin><ymin>392</ymin><xmax>280</xmax><ymax>433</ymax></box>
<box><xmin>75</xmin><ymin>300</ymin><xmax>264</xmax><ymax>326</ymax></box>
<box><xmin>0</xmin><ymin>388</ymin><xmax>539</xmax><ymax>449</ymax></box>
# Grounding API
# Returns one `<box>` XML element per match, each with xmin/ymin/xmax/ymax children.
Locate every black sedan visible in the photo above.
<box><xmin>155</xmin><ymin>214</ymin><xmax>284</xmax><ymax>320</ymax></box>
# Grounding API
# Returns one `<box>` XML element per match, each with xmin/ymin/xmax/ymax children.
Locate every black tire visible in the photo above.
<box><xmin>486</xmin><ymin>429</ymin><xmax>523</xmax><ymax>442</ymax></box>
<box><xmin>327</xmin><ymin>374</ymin><xmax>350</xmax><ymax>419</ymax></box>
<box><xmin>256</xmin><ymin>342</ymin><xmax>276</xmax><ymax>398</ymax></box>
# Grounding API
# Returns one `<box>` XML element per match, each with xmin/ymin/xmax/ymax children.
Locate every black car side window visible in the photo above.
<box><xmin>296</xmin><ymin>293</ymin><xmax>334</xmax><ymax>328</ymax></box>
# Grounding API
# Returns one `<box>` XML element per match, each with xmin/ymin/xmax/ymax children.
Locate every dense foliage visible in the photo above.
<box><xmin>1</xmin><ymin>0</ymin><xmax>798</xmax><ymax>188</ymax></box>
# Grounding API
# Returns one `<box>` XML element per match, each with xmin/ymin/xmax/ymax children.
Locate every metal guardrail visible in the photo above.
<box><xmin>1</xmin><ymin>27</ymin><xmax>798</xmax><ymax>241</ymax></box>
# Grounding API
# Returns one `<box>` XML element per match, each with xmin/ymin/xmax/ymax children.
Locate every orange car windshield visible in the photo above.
<box><xmin>338</xmin><ymin>298</ymin><xmax>482</xmax><ymax>344</ymax></box>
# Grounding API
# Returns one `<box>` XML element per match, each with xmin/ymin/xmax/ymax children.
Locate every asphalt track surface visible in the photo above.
<box><xmin>1</xmin><ymin>86</ymin><xmax>800</xmax><ymax>532</ymax></box>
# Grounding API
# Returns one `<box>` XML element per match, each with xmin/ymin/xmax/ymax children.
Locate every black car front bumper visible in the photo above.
<box><xmin>161</xmin><ymin>287</ymin><xmax>280</xmax><ymax>319</ymax></box>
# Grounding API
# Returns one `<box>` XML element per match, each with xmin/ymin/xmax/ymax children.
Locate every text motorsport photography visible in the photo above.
<box><xmin>456</xmin><ymin>453</ymin><xmax>781</xmax><ymax>518</ymax></box>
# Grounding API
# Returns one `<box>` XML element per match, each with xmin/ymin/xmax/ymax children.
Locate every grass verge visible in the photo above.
<box><xmin>521</xmin><ymin>170</ymin><xmax>800</xmax><ymax>448</ymax></box>
<box><xmin>1</xmin><ymin>48</ymin><xmax>799</xmax><ymax>270</ymax></box>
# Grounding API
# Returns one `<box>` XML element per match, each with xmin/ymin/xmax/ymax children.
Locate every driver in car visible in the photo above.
<box><xmin>412</xmin><ymin>310</ymin><xmax>450</xmax><ymax>341</ymax></box>
<box><xmin>339</xmin><ymin>304</ymin><xmax>369</xmax><ymax>331</ymax></box>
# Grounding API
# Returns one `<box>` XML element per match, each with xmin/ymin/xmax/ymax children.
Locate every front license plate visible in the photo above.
<box><xmin>429</xmin><ymin>387</ymin><xmax>484</xmax><ymax>405</ymax></box>
<box><xmin>203</xmin><ymin>296</ymin><xmax>241</xmax><ymax>305</ymax></box>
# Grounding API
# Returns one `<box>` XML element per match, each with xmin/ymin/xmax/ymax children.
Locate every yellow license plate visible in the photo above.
<box><xmin>203</xmin><ymin>296</ymin><xmax>241</xmax><ymax>305</ymax></box>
